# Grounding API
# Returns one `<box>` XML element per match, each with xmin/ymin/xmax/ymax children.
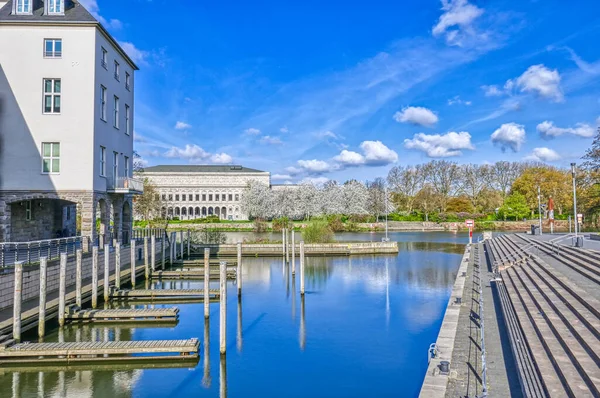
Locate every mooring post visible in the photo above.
<box><xmin>151</xmin><ymin>235</ymin><xmax>156</xmax><ymax>273</ymax></box>
<box><xmin>220</xmin><ymin>260</ymin><xmax>227</xmax><ymax>354</ymax></box>
<box><xmin>76</xmin><ymin>249</ymin><xmax>82</xmax><ymax>307</ymax></box>
<box><xmin>180</xmin><ymin>230</ymin><xmax>184</xmax><ymax>259</ymax></box>
<box><xmin>92</xmin><ymin>246</ymin><xmax>99</xmax><ymax>308</ymax></box>
<box><xmin>237</xmin><ymin>242</ymin><xmax>242</xmax><ymax>297</ymax></box>
<box><xmin>170</xmin><ymin>232</ymin><xmax>174</xmax><ymax>265</ymax></box>
<box><xmin>12</xmin><ymin>261</ymin><xmax>23</xmax><ymax>342</ymax></box>
<box><xmin>204</xmin><ymin>248</ymin><xmax>210</xmax><ymax>318</ymax></box>
<box><xmin>282</xmin><ymin>228</ymin><xmax>286</xmax><ymax>258</ymax></box>
<box><xmin>187</xmin><ymin>229</ymin><xmax>191</xmax><ymax>258</ymax></box>
<box><xmin>103</xmin><ymin>244</ymin><xmax>110</xmax><ymax>303</ymax></box>
<box><xmin>285</xmin><ymin>228</ymin><xmax>289</xmax><ymax>264</ymax></box>
<box><xmin>143</xmin><ymin>236</ymin><xmax>149</xmax><ymax>279</ymax></box>
<box><xmin>38</xmin><ymin>257</ymin><xmax>48</xmax><ymax>339</ymax></box>
<box><xmin>291</xmin><ymin>230</ymin><xmax>296</xmax><ymax>274</ymax></box>
<box><xmin>58</xmin><ymin>253</ymin><xmax>67</xmax><ymax>327</ymax></box>
<box><xmin>130</xmin><ymin>239</ymin><xmax>136</xmax><ymax>288</ymax></box>
<box><xmin>161</xmin><ymin>233</ymin><xmax>166</xmax><ymax>270</ymax></box>
<box><xmin>115</xmin><ymin>242</ymin><xmax>121</xmax><ymax>289</ymax></box>
<box><xmin>300</xmin><ymin>241</ymin><xmax>305</xmax><ymax>295</ymax></box>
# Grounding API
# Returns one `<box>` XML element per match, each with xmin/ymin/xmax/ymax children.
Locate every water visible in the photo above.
<box><xmin>1</xmin><ymin>232</ymin><xmax>467</xmax><ymax>398</ymax></box>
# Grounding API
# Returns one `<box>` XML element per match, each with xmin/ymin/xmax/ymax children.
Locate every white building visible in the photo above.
<box><xmin>142</xmin><ymin>165</ymin><xmax>271</xmax><ymax>221</ymax></box>
<box><xmin>0</xmin><ymin>0</ymin><xmax>142</xmax><ymax>243</ymax></box>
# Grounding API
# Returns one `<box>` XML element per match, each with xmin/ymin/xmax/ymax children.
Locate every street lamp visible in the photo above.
<box><xmin>571</xmin><ymin>163</ymin><xmax>578</xmax><ymax>238</ymax></box>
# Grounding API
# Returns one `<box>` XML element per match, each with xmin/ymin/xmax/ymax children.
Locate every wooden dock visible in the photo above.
<box><xmin>0</xmin><ymin>337</ymin><xmax>199</xmax><ymax>365</ymax></box>
<box><xmin>64</xmin><ymin>305</ymin><xmax>179</xmax><ymax>324</ymax></box>
<box><xmin>175</xmin><ymin>259</ymin><xmax>237</xmax><ymax>266</ymax></box>
<box><xmin>150</xmin><ymin>269</ymin><xmax>236</xmax><ymax>280</ymax></box>
<box><xmin>109</xmin><ymin>288</ymin><xmax>220</xmax><ymax>302</ymax></box>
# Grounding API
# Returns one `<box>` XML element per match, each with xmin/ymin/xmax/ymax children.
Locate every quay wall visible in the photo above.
<box><xmin>193</xmin><ymin>242</ymin><xmax>399</xmax><ymax>257</ymax></box>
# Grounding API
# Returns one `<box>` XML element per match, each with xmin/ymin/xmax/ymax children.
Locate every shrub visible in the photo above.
<box><xmin>253</xmin><ymin>218</ymin><xmax>268</xmax><ymax>233</ymax></box>
<box><xmin>348</xmin><ymin>214</ymin><xmax>376</xmax><ymax>223</ymax></box>
<box><xmin>327</xmin><ymin>215</ymin><xmax>345</xmax><ymax>232</ymax></box>
<box><xmin>303</xmin><ymin>219</ymin><xmax>334</xmax><ymax>243</ymax></box>
<box><xmin>345</xmin><ymin>221</ymin><xmax>360</xmax><ymax>232</ymax></box>
<box><xmin>272</xmin><ymin>217</ymin><xmax>293</xmax><ymax>232</ymax></box>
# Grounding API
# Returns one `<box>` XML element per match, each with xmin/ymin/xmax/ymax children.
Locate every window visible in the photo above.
<box><xmin>155</xmin><ymin>194</ymin><xmax>159</xmax><ymax>201</ymax></box>
<box><xmin>209</xmin><ymin>194</ymin><xmax>213</xmax><ymax>201</ymax></box>
<box><xmin>125</xmin><ymin>104</ymin><xmax>130</xmax><ymax>135</ymax></box>
<box><xmin>162</xmin><ymin>194</ymin><xmax>166</xmax><ymax>201</ymax></box>
<box><xmin>125</xmin><ymin>72</ymin><xmax>131</xmax><ymax>91</ymax></box>
<box><xmin>101</xmin><ymin>47</ymin><xmax>108</xmax><ymax>69</ymax></box>
<box><xmin>112</xmin><ymin>152</ymin><xmax>118</xmax><ymax>182</ymax></box>
<box><xmin>25</xmin><ymin>201</ymin><xmax>32</xmax><ymax>221</ymax></box>
<box><xmin>114</xmin><ymin>61</ymin><xmax>120</xmax><ymax>81</ymax></box>
<box><xmin>182</xmin><ymin>194</ymin><xmax>186</xmax><ymax>202</ymax></box>
<box><xmin>44</xmin><ymin>39</ymin><xmax>62</xmax><ymax>58</ymax></box>
<box><xmin>42</xmin><ymin>143</ymin><xmax>60</xmax><ymax>174</ymax></box>
<box><xmin>235</xmin><ymin>194</ymin><xmax>239</xmax><ymax>201</ymax></box>
<box><xmin>100</xmin><ymin>86</ymin><xmax>107</xmax><ymax>121</ymax></box>
<box><xmin>215</xmin><ymin>195</ymin><xmax>219</xmax><ymax>202</ymax></box>
<box><xmin>189</xmin><ymin>194</ymin><xmax>193</xmax><ymax>201</ymax></box>
<box><xmin>175</xmin><ymin>194</ymin><xmax>180</xmax><ymax>201</ymax></box>
<box><xmin>100</xmin><ymin>146</ymin><xmax>106</xmax><ymax>176</ymax></box>
<box><xmin>222</xmin><ymin>194</ymin><xmax>226</xmax><ymax>201</ymax></box>
<box><xmin>202</xmin><ymin>194</ymin><xmax>206</xmax><ymax>201</ymax></box>
<box><xmin>48</xmin><ymin>0</ymin><xmax>62</xmax><ymax>14</ymax></box>
<box><xmin>43</xmin><ymin>79</ymin><xmax>61</xmax><ymax>114</ymax></box>
<box><xmin>66</xmin><ymin>206</ymin><xmax>71</xmax><ymax>221</ymax></box>
<box><xmin>228</xmin><ymin>194</ymin><xmax>233</xmax><ymax>201</ymax></box>
<box><xmin>195</xmin><ymin>194</ymin><xmax>200</xmax><ymax>201</ymax></box>
<box><xmin>15</xmin><ymin>0</ymin><xmax>31</xmax><ymax>14</ymax></box>
<box><xmin>124</xmin><ymin>155</ymin><xmax>129</xmax><ymax>177</ymax></box>
<box><xmin>168</xmin><ymin>194</ymin><xmax>173</xmax><ymax>201</ymax></box>
<box><xmin>113</xmin><ymin>96</ymin><xmax>119</xmax><ymax>128</ymax></box>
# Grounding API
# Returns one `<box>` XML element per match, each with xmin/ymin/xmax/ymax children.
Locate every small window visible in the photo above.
<box><xmin>235</xmin><ymin>194</ymin><xmax>239</xmax><ymax>201</ymax></box>
<box><xmin>162</xmin><ymin>194</ymin><xmax>166</xmax><ymax>201</ymax></box>
<box><xmin>113</xmin><ymin>96</ymin><xmax>119</xmax><ymax>129</ymax></box>
<box><xmin>175</xmin><ymin>194</ymin><xmax>180</xmax><ymax>201</ymax></box>
<box><xmin>100</xmin><ymin>86</ymin><xmax>107</xmax><ymax>121</ymax></box>
<box><xmin>48</xmin><ymin>0</ymin><xmax>63</xmax><ymax>14</ymax></box>
<box><xmin>43</xmin><ymin>79</ymin><xmax>61</xmax><ymax>114</ymax></box>
<box><xmin>125</xmin><ymin>104</ymin><xmax>131</xmax><ymax>135</ymax></box>
<box><xmin>15</xmin><ymin>0</ymin><xmax>32</xmax><ymax>14</ymax></box>
<box><xmin>100</xmin><ymin>146</ymin><xmax>106</xmax><ymax>176</ymax></box>
<box><xmin>25</xmin><ymin>201</ymin><xmax>32</xmax><ymax>221</ymax></box>
<box><xmin>182</xmin><ymin>195</ymin><xmax>186</xmax><ymax>202</ymax></box>
<box><xmin>44</xmin><ymin>39</ymin><xmax>62</xmax><ymax>58</ymax></box>
<box><xmin>114</xmin><ymin>61</ymin><xmax>120</xmax><ymax>81</ymax></box>
<box><xmin>101</xmin><ymin>48</ymin><xmax>108</xmax><ymax>69</ymax></box>
<box><xmin>189</xmin><ymin>194</ymin><xmax>193</xmax><ymax>201</ymax></box>
<box><xmin>168</xmin><ymin>194</ymin><xmax>173</xmax><ymax>201</ymax></box>
<box><xmin>125</xmin><ymin>72</ymin><xmax>131</xmax><ymax>91</ymax></box>
<box><xmin>41</xmin><ymin>142</ymin><xmax>60</xmax><ymax>174</ymax></box>
<box><xmin>222</xmin><ymin>194</ymin><xmax>226</xmax><ymax>201</ymax></box>
<box><xmin>228</xmin><ymin>194</ymin><xmax>233</xmax><ymax>201</ymax></box>
<box><xmin>195</xmin><ymin>194</ymin><xmax>200</xmax><ymax>201</ymax></box>
<box><xmin>112</xmin><ymin>151</ymin><xmax>118</xmax><ymax>181</ymax></box>
<box><xmin>202</xmin><ymin>194</ymin><xmax>206</xmax><ymax>201</ymax></box>
<box><xmin>215</xmin><ymin>195</ymin><xmax>219</xmax><ymax>202</ymax></box>
<box><xmin>66</xmin><ymin>206</ymin><xmax>71</xmax><ymax>221</ymax></box>
<box><xmin>209</xmin><ymin>194</ymin><xmax>213</xmax><ymax>201</ymax></box>
<box><xmin>124</xmin><ymin>155</ymin><xmax>129</xmax><ymax>177</ymax></box>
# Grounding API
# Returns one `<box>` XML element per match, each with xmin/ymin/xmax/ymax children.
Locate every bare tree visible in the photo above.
<box><xmin>491</xmin><ymin>161</ymin><xmax>522</xmax><ymax>200</ymax></box>
<box><xmin>423</xmin><ymin>160</ymin><xmax>461</xmax><ymax>211</ymax></box>
<box><xmin>413</xmin><ymin>184</ymin><xmax>442</xmax><ymax>222</ymax></box>
<box><xmin>461</xmin><ymin>164</ymin><xmax>492</xmax><ymax>210</ymax></box>
<box><xmin>387</xmin><ymin>165</ymin><xmax>424</xmax><ymax>212</ymax></box>
<box><xmin>366</xmin><ymin>178</ymin><xmax>387</xmax><ymax>220</ymax></box>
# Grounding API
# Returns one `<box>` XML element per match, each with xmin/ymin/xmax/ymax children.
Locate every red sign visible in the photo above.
<box><xmin>465</xmin><ymin>219</ymin><xmax>475</xmax><ymax>228</ymax></box>
<box><xmin>577</xmin><ymin>214</ymin><xmax>583</xmax><ymax>223</ymax></box>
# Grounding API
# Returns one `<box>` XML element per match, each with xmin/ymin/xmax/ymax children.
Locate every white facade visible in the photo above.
<box><xmin>143</xmin><ymin>166</ymin><xmax>271</xmax><ymax>221</ymax></box>
<box><xmin>0</xmin><ymin>0</ymin><xmax>140</xmax><ymax>242</ymax></box>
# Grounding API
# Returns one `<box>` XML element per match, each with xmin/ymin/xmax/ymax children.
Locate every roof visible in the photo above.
<box><xmin>142</xmin><ymin>165</ymin><xmax>268</xmax><ymax>174</ymax></box>
<box><xmin>0</xmin><ymin>1</ymin><xmax>139</xmax><ymax>70</ymax></box>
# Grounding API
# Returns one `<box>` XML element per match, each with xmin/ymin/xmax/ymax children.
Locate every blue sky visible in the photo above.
<box><xmin>83</xmin><ymin>0</ymin><xmax>600</xmax><ymax>184</ymax></box>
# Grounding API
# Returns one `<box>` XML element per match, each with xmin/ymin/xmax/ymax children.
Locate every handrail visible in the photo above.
<box><xmin>492</xmin><ymin>239</ymin><xmax>538</xmax><ymax>273</ymax></box>
<box><xmin>477</xmin><ymin>244</ymin><xmax>488</xmax><ymax>398</ymax></box>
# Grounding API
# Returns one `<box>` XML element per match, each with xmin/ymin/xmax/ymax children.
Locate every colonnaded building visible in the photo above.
<box><xmin>142</xmin><ymin>165</ymin><xmax>271</xmax><ymax>221</ymax></box>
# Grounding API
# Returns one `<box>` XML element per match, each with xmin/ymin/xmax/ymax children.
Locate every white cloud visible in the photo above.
<box><xmin>525</xmin><ymin>147</ymin><xmax>561</xmax><ymax>162</ymax></box>
<box><xmin>333</xmin><ymin>150</ymin><xmax>365</xmax><ymax>166</ymax></box>
<box><xmin>299</xmin><ymin>177</ymin><xmax>330</xmax><ymax>186</ymax></box>
<box><xmin>244</xmin><ymin>128</ymin><xmax>261</xmax><ymax>135</ymax></box>
<box><xmin>536</xmin><ymin>121</ymin><xmax>594</xmax><ymax>139</ymax></box>
<box><xmin>280</xmin><ymin>127</ymin><xmax>289</xmax><ymax>133</ymax></box>
<box><xmin>481</xmin><ymin>85</ymin><xmax>503</xmax><ymax>97</ymax></box>
<box><xmin>297</xmin><ymin>159</ymin><xmax>331</xmax><ymax>174</ymax></box>
<box><xmin>272</xmin><ymin>174</ymin><xmax>293</xmax><ymax>181</ymax></box>
<box><xmin>285</xmin><ymin>166</ymin><xmax>303</xmax><ymax>176</ymax></box>
<box><xmin>432</xmin><ymin>0</ymin><xmax>484</xmax><ymax>46</ymax></box>
<box><xmin>316</xmin><ymin>130</ymin><xmax>343</xmax><ymax>140</ymax></box>
<box><xmin>259</xmin><ymin>136</ymin><xmax>283</xmax><ymax>145</ymax></box>
<box><xmin>133</xmin><ymin>131</ymin><xmax>146</xmax><ymax>143</ymax></box>
<box><xmin>447</xmin><ymin>96</ymin><xmax>472</xmax><ymax>106</ymax></box>
<box><xmin>404</xmin><ymin>131</ymin><xmax>474</xmax><ymax>158</ymax></box>
<box><xmin>174</xmin><ymin>121</ymin><xmax>192</xmax><ymax>130</ymax></box>
<box><xmin>360</xmin><ymin>141</ymin><xmax>399</xmax><ymax>165</ymax></box>
<box><xmin>210</xmin><ymin>153</ymin><xmax>233</xmax><ymax>164</ymax></box>
<box><xmin>491</xmin><ymin>123</ymin><xmax>526</xmax><ymax>152</ymax></box>
<box><xmin>118</xmin><ymin>41</ymin><xmax>149</xmax><ymax>65</ymax></box>
<box><xmin>515</xmin><ymin>65</ymin><xmax>563</xmax><ymax>102</ymax></box>
<box><xmin>79</xmin><ymin>0</ymin><xmax>122</xmax><ymax>30</ymax></box>
<box><xmin>393</xmin><ymin>106</ymin><xmax>439</xmax><ymax>127</ymax></box>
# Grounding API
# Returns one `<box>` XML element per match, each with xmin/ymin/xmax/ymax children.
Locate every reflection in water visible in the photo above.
<box><xmin>12</xmin><ymin>372</ymin><xmax>18</xmax><ymax>398</ymax></box>
<box><xmin>305</xmin><ymin>257</ymin><xmax>334</xmax><ymax>291</ymax></box>
<box><xmin>203</xmin><ymin>317</ymin><xmax>211</xmax><ymax>388</ymax></box>
<box><xmin>385</xmin><ymin>257</ymin><xmax>390</xmax><ymax>327</ymax></box>
<box><xmin>300</xmin><ymin>294</ymin><xmax>306</xmax><ymax>351</ymax></box>
<box><xmin>291</xmin><ymin>274</ymin><xmax>296</xmax><ymax>320</ymax></box>
<box><xmin>237</xmin><ymin>297</ymin><xmax>243</xmax><ymax>353</ymax></box>
<box><xmin>399</xmin><ymin>241</ymin><xmax>465</xmax><ymax>254</ymax></box>
<box><xmin>219</xmin><ymin>354</ymin><xmax>227</xmax><ymax>398</ymax></box>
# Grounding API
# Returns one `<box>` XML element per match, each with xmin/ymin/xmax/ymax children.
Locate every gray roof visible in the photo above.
<box><xmin>142</xmin><ymin>165</ymin><xmax>268</xmax><ymax>174</ymax></box>
<box><xmin>0</xmin><ymin>1</ymin><xmax>96</xmax><ymax>23</ymax></box>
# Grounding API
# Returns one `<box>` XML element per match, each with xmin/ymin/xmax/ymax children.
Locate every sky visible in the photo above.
<box><xmin>83</xmin><ymin>0</ymin><xmax>600</xmax><ymax>185</ymax></box>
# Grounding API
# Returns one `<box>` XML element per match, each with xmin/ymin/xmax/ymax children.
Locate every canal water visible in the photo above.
<box><xmin>1</xmin><ymin>232</ymin><xmax>468</xmax><ymax>398</ymax></box>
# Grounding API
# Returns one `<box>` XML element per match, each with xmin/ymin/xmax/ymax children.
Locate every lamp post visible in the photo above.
<box><xmin>537</xmin><ymin>186</ymin><xmax>542</xmax><ymax>236</ymax></box>
<box><xmin>571</xmin><ymin>163</ymin><xmax>578</xmax><ymax>238</ymax></box>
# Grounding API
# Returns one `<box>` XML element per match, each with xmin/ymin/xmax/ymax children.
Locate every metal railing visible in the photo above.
<box><xmin>476</xmin><ymin>245</ymin><xmax>488</xmax><ymax>398</ymax></box>
<box><xmin>108</xmin><ymin>176</ymin><xmax>144</xmax><ymax>193</ymax></box>
<box><xmin>0</xmin><ymin>236</ymin><xmax>85</xmax><ymax>268</ymax></box>
<box><xmin>492</xmin><ymin>240</ymin><xmax>538</xmax><ymax>273</ymax></box>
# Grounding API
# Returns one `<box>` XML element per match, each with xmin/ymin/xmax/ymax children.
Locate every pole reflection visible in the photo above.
<box><xmin>291</xmin><ymin>274</ymin><xmax>296</xmax><ymax>321</ymax></box>
<box><xmin>237</xmin><ymin>297</ymin><xmax>243</xmax><ymax>353</ymax></box>
<box><xmin>300</xmin><ymin>294</ymin><xmax>306</xmax><ymax>351</ymax></box>
<box><xmin>202</xmin><ymin>317</ymin><xmax>211</xmax><ymax>388</ymax></box>
<box><xmin>219</xmin><ymin>354</ymin><xmax>227</xmax><ymax>398</ymax></box>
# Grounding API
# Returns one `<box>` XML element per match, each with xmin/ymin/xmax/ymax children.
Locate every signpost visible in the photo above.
<box><xmin>466</xmin><ymin>219</ymin><xmax>474</xmax><ymax>245</ymax></box>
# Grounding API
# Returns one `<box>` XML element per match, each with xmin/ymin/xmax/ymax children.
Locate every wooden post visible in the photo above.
<box><xmin>220</xmin><ymin>260</ymin><xmax>227</xmax><ymax>354</ymax></box>
<box><xmin>282</xmin><ymin>229</ymin><xmax>286</xmax><ymax>258</ymax></box>
<box><xmin>151</xmin><ymin>235</ymin><xmax>156</xmax><ymax>273</ymax></box>
<box><xmin>187</xmin><ymin>229</ymin><xmax>191</xmax><ymax>258</ymax></box>
<box><xmin>143</xmin><ymin>236</ymin><xmax>149</xmax><ymax>279</ymax></box>
<box><xmin>92</xmin><ymin>246</ymin><xmax>98</xmax><ymax>308</ymax></box>
<box><xmin>300</xmin><ymin>241</ymin><xmax>305</xmax><ymax>295</ymax></box>
<box><xmin>170</xmin><ymin>233</ymin><xmax>175</xmax><ymax>265</ymax></box>
<box><xmin>237</xmin><ymin>242</ymin><xmax>242</xmax><ymax>297</ymax></box>
<box><xmin>285</xmin><ymin>228</ymin><xmax>289</xmax><ymax>264</ymax></box>
<box><xmin>130</xmin><ymin>239</ymin><xmax>136</xmax><ymax>289</ymax></box>
<box><xmin>204</xmin><ymin>248</ymin><xmax>210</xmax><ymax>318</ymax></box>
<box><xmin>103</xmin><ymin>244</ymin><xmax>110</xmax><ymax>303</ymax></box>
<box><xmin>12</xmin><ymin>262</ymin><xmax>23</xmax><ymax>342</ymax></box>
<box><xmin>180</xmin><ymin>230</ymin><xmax>184</xmax><ymax>259</ymax></box>
<box><xmin>291</xmin><ymin>230</ymin><xmax>296</xmax><ymax>274</ymax></box>
<box><xmin>76</xmin><ymin>249</ymin><xmax>82</xmax><ymax>307</ymax></box>
<box><xmin>115</xmin><ymin>242</ymin><xmax>121</xmax><ymax>289</ymax></box>
<box><xmin>58</xmin><ymin>253</ymin><xmax>67</xmax><ymax>327</ymax></box>
<box><xmin>38</xmin><ymin>257</ymin><xmax>48</xmax><ymax>339</ymax></box>
<box><xmin>161</xmin><ymin>233</ymin><xmax>165</xmax><ymax>270</ymax></box>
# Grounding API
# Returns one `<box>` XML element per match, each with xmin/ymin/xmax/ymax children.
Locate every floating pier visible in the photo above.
<box><xmin>0</xmin><ymin>336</ymin><xmax>199</xmax><ymax>365</ymax></box>
<box><xmin>150</xmin><ymin>269</ymin><xmax>236</xmax><ymax>280</ymax></box>
<box><xmin>109</xmin><ymin>288</ymin><xmax>220</xmax><ymax>302</ymax></box>
<box><xmin>64</xmin><ymin>305</ymin><xmax>179</xmax><ymax>324</ymax></box>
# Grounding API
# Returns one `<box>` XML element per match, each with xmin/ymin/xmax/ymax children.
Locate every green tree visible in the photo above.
<box><xmin>498</xmin><ymin>192</ymin><xmax>530</xmax><ymax>221</ymax></box>
<box><xmin>133</xmin><ymin>178</ymin><xmax>162</xmax><ymax>220</ymax></box>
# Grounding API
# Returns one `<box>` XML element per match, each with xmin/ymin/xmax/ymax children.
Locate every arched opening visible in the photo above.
<box><xmin>96</xmin><ymin>198</ymin><xmax>108</xmax><ymax>246</ymax></box>
<box><xmin>182</xmin><ymin>207</ymin><xmax>187</xmax><ymax>216</ymax></box>
<box><xmin>215</xmin><ymin>207</ymin><xmax>220</xmax><ymax>217</ymax></box>
<box><xmin>208</xmin><ymin>207</ymin><xmax>214</xmax><ymax>216</ymax></box>
<box><xmin>202</xmin><ymin>207</ymin><xmax>207</xmax><ymax>216</ymax></box>
<box><xmin>195</xmin><ymin>207</ymin><xmax>200</xmax><ymax>216</ymax></box>
<box><xmin>168</xmin><ymin>207</ymin><xmax>173</xmax><ymax>218</ymax></box>
<box><xmin>221</xmin><ymin>207</ymin><xmax>227</xmax><ymax>220</ymax></box>
<box><xmin>189</xmin><ymin>207</ymin><xmax>194</xmax><ymax>219</ymax></box>
<box><xmin>175</xmin><ymin>207</ymin><xmax>181</xmax><ymax>217</ymax></box>
<box><xmin>122</xmin><ymin>201</ymin><xmax>132</xmax><ymax>243</ymax></box>
<box><xmin>8</xmin><ymin>197</ymin><xmax>78</xmax><ymax>242</ymax></box>
<box><xmin>161</xmin><ymin>207</ymin><xmax>167</xmax><ymax>219</ymax></box>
